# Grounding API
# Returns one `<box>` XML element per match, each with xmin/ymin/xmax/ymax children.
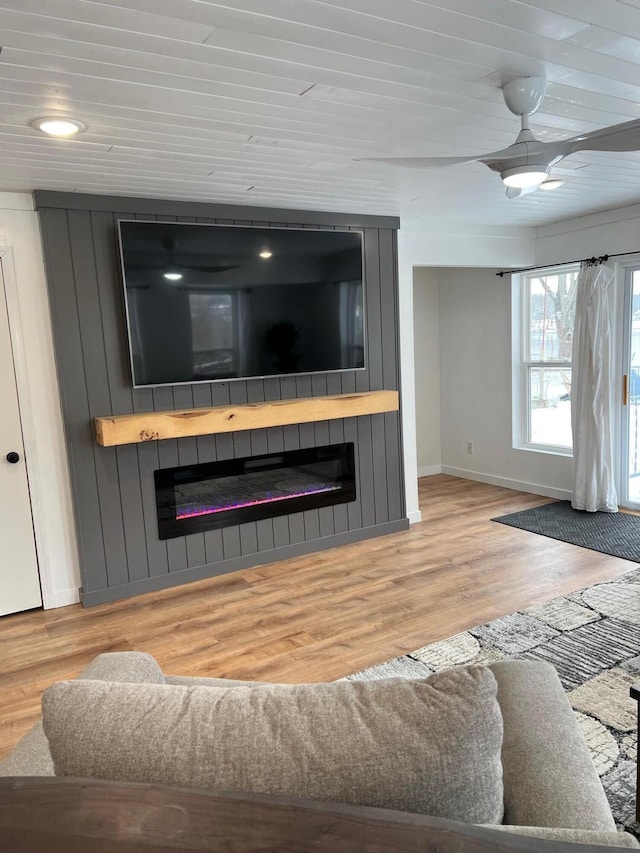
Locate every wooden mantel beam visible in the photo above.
<box><xmin>95</xmin><ymin>390</ymin><xmax>399</xmax><ymax>447</ymax></box>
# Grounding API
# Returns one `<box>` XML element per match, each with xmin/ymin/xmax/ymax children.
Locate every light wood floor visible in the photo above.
<box><xmin>1</xmin><ymin>475</ymin><xmax>636</xmax><ymax>759</ymax></box>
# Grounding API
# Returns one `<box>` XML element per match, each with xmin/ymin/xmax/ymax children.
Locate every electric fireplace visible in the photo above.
<box><xmin>154</xmin><ymin>443</ymin><xmax>356</xmax><ymax>540</ymax></box>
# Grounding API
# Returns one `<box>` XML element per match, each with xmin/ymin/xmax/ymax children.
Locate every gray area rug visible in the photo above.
<box><xmin>348</xmin><ymin>568</ymin><xmax>640</xmax><ymax>836</ymax></box>
<box><xmin>493</xmin><ymin>501</ymin><xmax>640</xmax><ymax>562</ymax></box>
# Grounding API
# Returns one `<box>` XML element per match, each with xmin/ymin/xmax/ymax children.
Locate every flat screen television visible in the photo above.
<box><xmin>117</xmin><ymin>220</ymin><xmax>365</xmax><ymax>388</ymax></box>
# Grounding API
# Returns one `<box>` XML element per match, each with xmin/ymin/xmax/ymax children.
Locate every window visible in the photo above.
<box><xmin>515</xmin><ymin>265</ymin><xmax>579</xmax><ymax>452</ymax></box>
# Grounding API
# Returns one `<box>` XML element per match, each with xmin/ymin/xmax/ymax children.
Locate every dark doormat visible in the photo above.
<box><xmin>492</xmin><ymin>501</ymin><xmax>640</xmax><ymax>562</ymax></box>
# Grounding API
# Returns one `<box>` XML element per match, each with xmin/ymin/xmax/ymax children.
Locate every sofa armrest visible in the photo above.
<box><xmin>489</xmin><ymin>660</ymin><xmax>615</xmax><ymax>831</ymax></box>
<box><xmin>631</xmin><ymin>683</ymin><xmax>639</xmax><ymax>823</ymax></box>
<box><xmin>0</xmin><ymin>652</ymin><xmax>166</xmax><ymax>777</ymax></box>
<box><xmin>0</xmin><ymin>723</ymin><xmax>53</xmax><ymax>777</ymax></box>
<box><xmin>78</xmin><ymin>652</ymin><xmax>165</xmax><ymax>684</ymax></box>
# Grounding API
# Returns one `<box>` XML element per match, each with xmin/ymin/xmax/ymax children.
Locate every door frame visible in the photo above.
<box><xmin>1</xmin><ymin>246</ymin><xmax>52</xmax><ymax>608</ymax></box>
<box><xmin>618</xmin><ymin>261</ymin><xmax>640</xmax><ymax>508</ymax></box>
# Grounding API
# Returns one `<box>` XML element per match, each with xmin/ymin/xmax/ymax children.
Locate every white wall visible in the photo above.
<box><xmin>438</xmin><ymin>267</ymin><xmax>573</xmax><ymax>498</ymax></box>
<box><xmin>398</xmin><ymin>224</ymin><xmax>536</xmax><ymax>521</ymax></box>
<box><xmin>0</xmin><ymin>193</ymin><xmax>80</xmax><ymax>607</ymax></box>
<box><xmin>536</xmin><ymin>202</ymin><xmax>640</xmax><ymax>265</ymax></box>
<box><xmin>413</xmin><ymin>268</ymin><xmax>441</xmax><ymax>475</ymax></box>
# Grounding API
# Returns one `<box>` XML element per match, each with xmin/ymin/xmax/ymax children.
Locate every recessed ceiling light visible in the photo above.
<box><xmin>163</xmin><ymin>272</ymin><xmax>183</xmax><ymax>281</ymax></box>
<box><xmin>259</xmin><ymin>250</ymin><xmax>273</xmax><ymax>259</ymax></box>
<box><xmin>539</xmin><ymin>179</ymin><xmax>565</xmax><ymax>191</ymax></box>
<box><xmin>31</xmin><ymin>117</ymin><xmax>86</xmax><ymax>137</ymax></box>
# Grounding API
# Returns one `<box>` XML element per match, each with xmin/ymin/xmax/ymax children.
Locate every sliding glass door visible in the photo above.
<box><xmin>621</xmin><ymin>266</ymin><xmax>640</xmax><ymax>508</ymax></box>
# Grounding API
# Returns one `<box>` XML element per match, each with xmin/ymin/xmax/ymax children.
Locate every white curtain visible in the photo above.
<box><xmin>571</xmin><ymin>261</ymin><xmax>617</xmax><ymax>512</ymax></box>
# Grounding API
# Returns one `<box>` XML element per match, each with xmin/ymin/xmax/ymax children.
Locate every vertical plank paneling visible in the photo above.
<box><xmin>154</xmin><ymin>385</ymin><xmax>188</xmax><ymax>572</ymax></box>
<box><xmin>362</xmin><ymin>229</ymin><xmax>386</xmax><ymax>526</ymax></box>
<box><xmin>246</xmin><ymin>380</ymin><xmax>268</xmax><ymax>457</ymax></box>
<box><xmin>280</xmin><ymin>421</ymin><xmax>301</xmax><ymax>547</ymax></box>
<box><xmin>262</xmin><ymin>424</ymin><xmax>284</xmax><ymax>550</ymax></box>
<box><xmin>207</xmin><ymin>382</ymin><xmax>234</xmax><ymax>559</ymax></box>
<box><xmin>127</xmin><ymin>213</ymin><xmax>169</xmax><ymax>578</ymax></box>
<box><xmin>379</xmin><ymin>229</ymin><xmax>404</xmax><ymax>521</ymax></box>
<box><xmin>238</xmin><ymin>522</ymin><xmax>259</xmax><ymax>557</ymax></box>
<box><xmin>173</xmin><ymin>385</ymin><xmax>206</xmax><ymax>569</ymax></box>
<box><xmin>222</xmin><ymin>523</ymin><xmax>242</xmax><ymax>561</ymax></box>
<box><xmin>357</xmin><ymin>415</ymin><xmax>376</xmax><ymax>529</ymax></box>
<box><xmin>39</xmin><ymin>208</ymin><xmax>109</xmax><ymax>593</ymax></box>
<box><xmin>92</xmin><ymin>210</ymin><xmax>150</xmax><ymax>583</ymax></box>
<box><xmin>312</xmin><ymin>374</ymin><xmax>334</xmax><ymax>538</ymax></box>
<box><xmin>368</xmin><ymin>232</ymin><xmax>389</xmax><ymax>524</ymax></box>
<box><xmin>67</xmin><ymin>209</ymin><xmax>130</xmax><ymax>589</ymax></box>
<box><xmin>227</xmin><ymin>380</ymin><xmax>255</xmax><ymax>558</ymax></box>
<box><xmin>278</xmin><ymin>375</ymin><xmax>300</xmax><ymax>546</ymax></box>
<box><xmin>247</xmin><ymin>379</ymin><xmax>274</xmax><ymax>552</ymax></box>
<box><xmin>192</xmin><ymin>384</ymin><xmax>215</xmax><ymax>464</ymax></box>
<box><xmin>256</xmin><ymin>517</ymin><xmax>276</xmax><ymax>553</ymax></box>
<box><xmin>339</xmin><ymin>370</ymin><xmax>363</xmax><ymax>532</ymax></box>
<box><xmin>135</xmin><ymin>436</ymin><xmax>169</xmax><ymax>578</ymax></box>
<box><xmin>212</xmin><ymin>382</ymin><xmax>234</xmax><ymax>462</ymax></box>
<box><xmin>173</xmin><ymin>386</ymin><xmax>197</xmax><ymax>467</ymax></box>
<box><xmin>296</xmin><ymin>375</ymin><xmax>320</xmax><ymax>541</ymax></box>
<box><xmin>362</xmin><ymin>229</ymin><xmax>383</xmax><ymax>389</ymax></box>
<box><xmin>263</xmin><ymin>377</ymin><xmax>280</xmax><ymax>401</ymax></box>
<box><xmin>326</xmin><ymin>372</ymin><xmax>349</xmax><ymax>535</ymax></box>
<box><xmin>229</xmin><ymin>381</ymin><xmax>251</xmax><ymax>459</ymax></box>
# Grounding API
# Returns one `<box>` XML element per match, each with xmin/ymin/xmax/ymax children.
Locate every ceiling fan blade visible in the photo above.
<box><xmin>505</xmin><ymin>184</ymin><xmax>539</xmax><ymax>199</ymax></box>
<box><xmin>357</xmin><ymin>143</ymin><xmax>534</xmax><ymax>170</ymax></box>
<box><xmin>561</xmin><ymin>117</ymin><xmax>640</xmax><ymax>155</ymax></box>
<box><xmin>356</xmin><ymin>155</ymin><xmax>482</xmax><ymax>168</ymax></box>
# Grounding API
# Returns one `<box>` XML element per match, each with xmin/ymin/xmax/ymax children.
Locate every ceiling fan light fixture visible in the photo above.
<box><xmin>31</xmin><ymin>116</ymin><xmax>86</xmax><ymax>137</ymax></box>
<box><xmin>539</xmin><ymin>178</ymin><xmax>565</xmax><ymax>191</ymax></box>
<box><xmin>501</xmin><ymin>166</ymin><xmax>549</xmax><ymax>188</ymax></box>
<box><xmin>163</xmin><ymin>271</ymin><xmax>183</xmax><ymax>281</ymax></box>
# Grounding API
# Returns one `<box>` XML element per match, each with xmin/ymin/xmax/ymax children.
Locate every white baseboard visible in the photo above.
<box><xmin>407</xmin><ymin>510</ymin><xmax>423</xmax><ymax>524</ymax></box>
<box><xmin>418</xmin><ymin>465</ymin><xmax>442</xmax><ymax>478</ymax></box>
<box><xmin>46</xmin><ymin>587</ymin><xmax>81</xmax><ymax>609</ymax></box>
<box><xmin>441</xmin><ymin>466</ymin><xmax>572</xmax><ymax>501</ymax></box>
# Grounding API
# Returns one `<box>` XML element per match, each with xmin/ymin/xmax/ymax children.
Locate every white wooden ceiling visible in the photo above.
<box><xmin>2</xmin><ymin>0</ymin><xmax>640</xmax><ymax>228</ymax></box>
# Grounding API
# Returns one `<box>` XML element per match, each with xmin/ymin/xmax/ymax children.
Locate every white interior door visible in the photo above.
<box><xmin>0</xmin><ymin>260</ymin><xmax>42</xmax><ymax>615</ymax></box>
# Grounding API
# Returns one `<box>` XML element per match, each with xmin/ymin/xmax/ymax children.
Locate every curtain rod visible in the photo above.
<box><xmin>496</xmin><ymin>250</ymin><xmax>640</xmax><ymax>278</ymax></box>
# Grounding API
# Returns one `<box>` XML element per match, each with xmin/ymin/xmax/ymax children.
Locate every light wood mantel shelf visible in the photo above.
<box><xmin>95</xmin><ymin>390</ymin><xmax>399</xmax><ymax>447</ymax></box>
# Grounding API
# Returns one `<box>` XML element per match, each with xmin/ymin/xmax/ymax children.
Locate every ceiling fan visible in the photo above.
<box><xmin>360</xmin><ymin>76</ymin><xmax>640</xmax><ymax>199</ymax></box>
<box><xmin>128</xmin><ymin>236</ymin><xmax>238</xmax><ymax>279</ymax></box>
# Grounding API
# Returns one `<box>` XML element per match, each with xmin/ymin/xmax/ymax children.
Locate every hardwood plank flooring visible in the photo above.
<box><xmin>0</xmin><ymin>475</ymin><xmax>636</xmax><ymax>759</ymax></box>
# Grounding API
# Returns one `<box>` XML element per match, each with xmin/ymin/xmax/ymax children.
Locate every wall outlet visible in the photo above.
<box><xmin>466</xmin><ymin>441</ymin><xmax>474</xmax><ymax>455</ymax></box>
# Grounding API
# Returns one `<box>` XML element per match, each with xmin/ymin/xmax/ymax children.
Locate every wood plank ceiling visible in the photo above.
<box><xmin>1</xmin><ymin>0</ymin><xmax>640</xmax><ymax>227</ymax></box>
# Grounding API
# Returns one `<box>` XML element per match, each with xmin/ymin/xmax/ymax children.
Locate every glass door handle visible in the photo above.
<box><xmin>623</xmin><ymin>374</ymin><xmax>629</xmax><ymax>406</ymax></box>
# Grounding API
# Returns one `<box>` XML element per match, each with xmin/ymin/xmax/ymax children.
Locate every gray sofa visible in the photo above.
<box><xmin>1</xmin><ymin>651</ymin><xmax>637</xmax><ymax>848</ymax></box>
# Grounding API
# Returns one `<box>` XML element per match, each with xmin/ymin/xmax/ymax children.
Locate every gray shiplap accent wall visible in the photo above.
<box><xmin>35</xmin><ymin>191</ymin><xmax>407</xmax><ymax>606</ymax></box>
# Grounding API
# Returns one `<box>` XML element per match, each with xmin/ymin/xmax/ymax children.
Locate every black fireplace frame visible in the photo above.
<box><xmin>154</xmin><ymin>443</ymin><xmax>356</xmax><ymax>540</ymax></box>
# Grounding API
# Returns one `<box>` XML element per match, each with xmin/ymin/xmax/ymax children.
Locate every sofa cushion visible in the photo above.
<box><xmin>489</xmin><ymin>660</ymin><xmax>616</xmax><ymax>831</ymax></box>
<box><xmin>42</xmin><ymin>665</ymin><xmax>504</xmax><ymax>823</ymax></box>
